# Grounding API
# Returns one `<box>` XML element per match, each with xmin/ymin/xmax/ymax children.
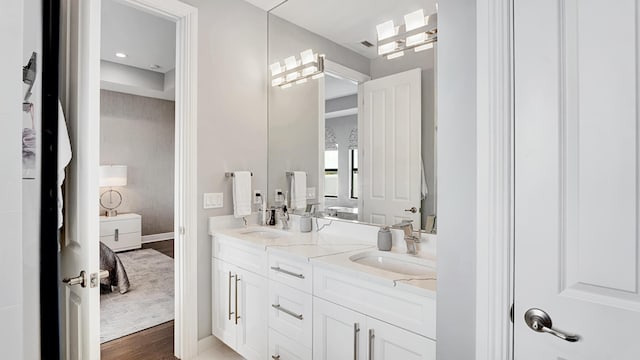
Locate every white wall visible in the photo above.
<box><xmin>436</xmin><ymin>0</ymin><xmax>477</xmax><ymax>358</ymax></box>
<box><xmin>0</xmin><ymin>0</ymin><xmax>25</xmax><ymax>359</ymax></box>
<box><xmin>180</xmin><ymin>0</ymin><xmax>269</xmax><ymax>339</ymax></box>
<box><xmin>101</xmin><ymin>60</ymin><xmax>176</xmax><ymax>101</ymax></box>
<box><xmin>100</xmin><ymin>90</ymin><xmax>175</xmax><ymax>235</ymax></box>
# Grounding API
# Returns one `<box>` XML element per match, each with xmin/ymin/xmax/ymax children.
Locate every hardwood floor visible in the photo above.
<box><xmin>101</xmin><ymin>320</ymin><xmax>177</xmax><ymax>360</ymax></box>
<box><xmin>101</xmin><ymin>240</ymin><xmax>175</xmax><ymax>360</ymax></box>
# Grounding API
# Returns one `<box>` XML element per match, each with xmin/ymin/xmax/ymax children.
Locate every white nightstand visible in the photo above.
<box><xmin>99</xmin><ymin>213</ymin><xmax>142</xmax><ymax>252</ymax></box>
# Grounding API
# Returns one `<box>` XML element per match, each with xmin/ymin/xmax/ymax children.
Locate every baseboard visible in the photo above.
<box><xmin>197</xmin><ymin>335</ymin><xmax>217</xmax><ymax>354</ymax></box>
<box><xmin>141</xmin><ymin>232</ymin><xmax>174</xmax><ymax>244</ymax></box>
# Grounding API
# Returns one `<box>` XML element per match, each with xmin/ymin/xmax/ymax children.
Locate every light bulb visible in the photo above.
<box><xmin>300</xmin><ymin>49</ymin><xmax>315</xmax><ymax>65</ymax></box>
<box><xmin>387</xmin><ymin>51</ymin><xmax>405</xmax><ymax>60</ymax></box>
<box><xmin>376</xmin><ymin>20</ymin><xmax>396</xmax><ymax>41</ymax></box>
<box><xmin>404</xmin><ymin>9</ymin><xmax>426</xmax><ymax>31</ymax></box>
<box><xmin>378</xmin><ymin>42</ymin><xmax>398</xmax><ymax>55</ymax></box>
<box><xmin>414</xmin><ymin>43</ymin><xmax>434</xmax><ymax>52</ymax></box>
<box><xmin>285</xmin><ymin>56</ymin><xmax>298</xmax><ymax>71</ymax></box>
<box><xmin>270</xmin><ymin>62</ymin><xmax>283</xmax><ymax>76</ymax></box>
<box><xmin>406</xmin><ymin>33</ymin><xmax>427</xmax><ymax>47</ymax></box>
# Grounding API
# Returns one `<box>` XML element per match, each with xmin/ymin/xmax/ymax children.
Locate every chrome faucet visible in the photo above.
<box><xmin>278</xmin><ymin>205</ymin><xmax>290</xmax><ymax>230</ymax></box>
<box><xmin>392</xmin><ymin>220</ymin><xmax>419</xmax><ymax>255</ymax></box>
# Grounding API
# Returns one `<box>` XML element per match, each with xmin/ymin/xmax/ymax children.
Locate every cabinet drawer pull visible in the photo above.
<box><xmin>114</xmin><ymin>228</ymin><xmax>119</xmax><ymax>241</ymax></box>
<box><xmin>354</xmin><ymin>323</ymin><xmax>360</xmax><ymax>360</ymax></box>
<box><xmin>368</xmin><ymin>329</ymin><xmax>375</xmax><ymax>360</ymax></box>
<box><xmin>272</xmin><ymin>356</ymin><xmax>281</xmax><ymax>360</ymax></box>
<box><xmin>228</xmin><ymin>272</ymin><xmax>235</xmax><ymax>320</ymax></box>
<box><xmin>235</xmin><ymin>275</ymin><xmax>240</xmax><ymax>324</ymax></box>
<box><xmin>271</xmin><ymin>304</ymin><xmax>304</xmax><ymax>320</ymax></box>
<box><xmin>270</xmin><ymin>266</ymin><xmax>305</xmax><ymax>279</ymax></box>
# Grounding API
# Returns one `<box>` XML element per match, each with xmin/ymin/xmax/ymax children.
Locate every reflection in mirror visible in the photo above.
<box><xmin>268</xmin><ymin>0</ymin><xmax>437</xmax><ymax>232</ymax></box>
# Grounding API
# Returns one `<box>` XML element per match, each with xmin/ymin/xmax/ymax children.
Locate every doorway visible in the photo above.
<box><xmin>58</xmin><ymin>0</ymin><xmax>198</xmax><ymax>358</ymax></box>
<box><xmin>98</xmin><ymin>2</ymin><xmax>177</xmax><ymax>355</ymax></box>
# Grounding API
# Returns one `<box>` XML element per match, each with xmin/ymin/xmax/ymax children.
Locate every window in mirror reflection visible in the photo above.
<box><xmin>350</xmin><ymin>149</ymin><xmax>358</xmax><ymax>199</ymax></box>
<box><xmin>324</xmin><ymin>148</ymin><xmax>339</xmax><ymax>198</ymax></box>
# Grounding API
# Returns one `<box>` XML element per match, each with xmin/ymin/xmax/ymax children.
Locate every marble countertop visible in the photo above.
<box><xmin>211</xmin><ymin>224</ymin><xmax>437</xmax><ymax>297</ymax></box>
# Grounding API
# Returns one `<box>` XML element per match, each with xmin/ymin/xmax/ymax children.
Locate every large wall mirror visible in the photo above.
<box><xmin>267</xmin><ymin>0</ymin><xmax>437</xmax><ymax>232</ymax></box>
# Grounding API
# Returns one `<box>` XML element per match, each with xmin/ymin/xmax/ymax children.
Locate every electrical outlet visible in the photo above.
<box><xmin>203</xmin><ymin>193</ymin><xmax>223</xmax><ymax>209</ymax></box>
<box><xmin>254</xmin><ymin>190</ymin><xmax>262</xmax><ymax>204</ymax></box>
<box><xmin>306</xmin><ymin>187</ymin><xmax>316</xmax><ymax>200</ymax></box>
<box><xmin>275</xmin><ymin>188</ymin><xmax>284</xmax><ymax>203</ymax></box>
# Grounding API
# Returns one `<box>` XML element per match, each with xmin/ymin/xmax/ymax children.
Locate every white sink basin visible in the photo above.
<box><xmin>349</xmin><ymin>251</ymin><xmax>436</xmax><ymax>276</ymax></box>
<box><xmin>238</xmin><ymin>228</ymin><xmax>289</xmax><ymax>239</ymax></box>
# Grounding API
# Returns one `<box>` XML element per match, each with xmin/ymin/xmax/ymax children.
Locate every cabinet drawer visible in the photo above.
<box><xmin>213</xmin><ymin>236</ymin><xmax>267</xmax><ymax>275</ymax></box>
<box><xmin>269</xmin><ymin>328</ymin><xmax>312</xmax><ymax>360</ymax></box>
<box><xmin>100</xmin><ymin>232</ymin><xmax>141</xmax><ymax>252</ymax></box>
<box><xmin>269</xmin><ymin>280</ymin><xmax>313</xmax><ymax>349</ymax></box>
<box><xmin>100</xmin><ymin>218</ymin><xmax>140</xmax><ymax>237</ymax></box>
<box><xmin>314</xmin><ymin>267</ymin><xmax>436</xmax><ymax>339</ymax></box>
<box><xmin>268</xmin><ymin>253</ymin><xmax>313</xmax><ymax>294</ymax></box>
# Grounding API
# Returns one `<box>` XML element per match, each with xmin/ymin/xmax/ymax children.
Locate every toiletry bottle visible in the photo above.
<box><xmin>260</xmin><ymin>197</ymin><xmax>267</xmax><ymax>225</ymax></box>
<box><xmin>377</xmin><ymin>226</ymin><xmax>392</xmax><ymax>251</ymax></box>
<box><xmin>300</xmin><ymin>213</ymin><xmax>312</xmax><ymax>232</ymax></box>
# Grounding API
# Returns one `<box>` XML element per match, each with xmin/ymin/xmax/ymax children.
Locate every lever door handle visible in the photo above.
<box><xmin>404</xmin><ymin>207</ymin><xmax>418</xmax><ymax>214</ymax></box>
<box><xmin>62</xmin><ymin>271</ymin><xmax>86</xmax><ymax>288</ymax></box>
<box><xmin>524</xmin><ymin>308</ymin><xmax>580</xmax><ymax>342</ymax></box>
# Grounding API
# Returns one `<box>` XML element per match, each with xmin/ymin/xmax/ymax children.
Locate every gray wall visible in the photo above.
<box><xmin>325</xmin><ymin>114</ymin><xmax>358</xmax><ymax>208</ymax></box>
<box><xmin>370</xmin><ymin>48</ymin><xmax>437</xmax><ymax>227</ymax></box>
<box><xmin>1</xmin><ymin>0</ymin><xmax>24</xmax><ymax>358</ymax></box>
<box><xmin>180</xmin><ymin>0</ymin><xmax>269</xmax><ymax>339</ymax></box>
<box><xmin>437</xmin><ymin>0</ymin><xmax>477</xmax><ymax>358</ymax></box>
<box><xmin>268</xmin><ymin>15</ymin><xmax>371</xmax><ymax>205</ymax></box>
<box><xmin>100</xmin><ymin>90</ymin><xmax>175</xmax><ymax>236</ymax></box>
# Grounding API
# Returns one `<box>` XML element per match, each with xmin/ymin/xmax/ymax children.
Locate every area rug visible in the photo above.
<box><xmin>100</xmin><ymin>248</ymin><xmax>174</xmax><ymax>343</ymax></box>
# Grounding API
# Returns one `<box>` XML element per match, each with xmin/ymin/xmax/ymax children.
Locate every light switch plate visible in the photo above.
<box><xmin>203</xmin><ymin>193</ymin><xmax>223</xmax><ymax>209</ymax></box>
<box><xmin>254</xmin><ymin>190</ymin><xmax>262</xmax><ymax>204</ymax></box>
<box><xmin>306</xmin><ymin>187</ymin><xmax>316</xmax><ymax>199</ymax></box>
<box><xmin>274</xmin><ymin>189</ymin><xmax>284</xmax><ymax>203</ymax></box>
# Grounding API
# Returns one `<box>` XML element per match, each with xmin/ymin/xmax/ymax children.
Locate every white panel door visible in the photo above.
<box><xmin>362</xmin><ymin>68</ymin><xmax>422</xmax><ymax>226</ymax></box>
<box><xmin>211</xmin><ymin>259</ymin><xmax>237</xmax><ymax>348</ymax></box>
<box><xmin>367</xmin><ymin>318</ymin><xmax>435</xmax><ymax>360</ymax></box>
<box><xmin>59</xmin><ymin>0</ymin><xmax>101</xmax><ymax>359</ymax></box>
<box><xmin>313</xmin><ymin>297</ymin><xmax>367</xmax><ymax>360</ymax></box>
<box><xmin>236</xmin><ymin>269</ymin><xmax>268</xmax><ymax>360</ymax></box>
<box><xmin>515</xmin><ymin>0</ymin><xmax>640</xmax><ymax>358</ymax></box>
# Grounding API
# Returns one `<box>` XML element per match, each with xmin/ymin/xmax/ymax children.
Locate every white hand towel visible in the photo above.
<box><xmin>58</xmin><ymin>100</ymin><xmax>72</xmax><ymax>229</ymax></box>
<box><xmin>232</xmin><ymin>171</ymin><xmax>252</xmax><ymax>218</ymax></box>
<box><xmin>291</xmin><ymin>171</ymin><xmax>307</xmax><ymax>210</ymax></box>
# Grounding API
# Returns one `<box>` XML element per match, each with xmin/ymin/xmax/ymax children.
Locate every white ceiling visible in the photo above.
<box><xmin>244</xmin><ymin>0</ymin><xmax>286</xmax><ymax>12</ymax></box>
<box><xmin>101</xmin><ymin>0</ymin><xmax>176</xmax><ymax>73</ymax></box>
<box><xmin>267</xmin><ymin>0</ymin><xmax>438</xmax><ymax>59</ymax></box>
<box><xmin>325</xmin><ymin>74</ymin><xmax>358</xmax><ymax>100</ymax></box>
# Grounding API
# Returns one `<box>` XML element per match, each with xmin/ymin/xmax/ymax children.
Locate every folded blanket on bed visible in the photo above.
<box><xmin>100</xmin><ymin>242</ymin><xmax>130</xmax><ymax>294</ymax></box>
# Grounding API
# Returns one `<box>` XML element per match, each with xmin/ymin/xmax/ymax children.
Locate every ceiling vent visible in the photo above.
<box><xmin>360</xmin><ymin>40</ymin><xmax>374</xmax><ymax>48</ymax></box>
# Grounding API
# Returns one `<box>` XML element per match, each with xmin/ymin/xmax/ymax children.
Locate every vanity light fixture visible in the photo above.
<box><xmin>376</xmin><ymin>9</ymin><xmax>438</xmax><ymax>60</ymax></box>
<box><xmin>270</xmin><ymin>49</ymin><xmax>325</xmax><ymax>89</ymax></box>
<box><xmin>115</xmin><ymin>52</ymin><xmax>127</xmax><ymax>58</ymax></box>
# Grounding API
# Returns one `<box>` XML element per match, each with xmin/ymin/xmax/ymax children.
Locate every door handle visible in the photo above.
<box><xmin>524</xmin><ymin>308</ymin><xmax>580</xmax><ymax>342</ymax></box>
<box><xmin>404</xmin><ymin>207</ymin><xmax>418</xmax><ymax>214</ymax></box>
<box><xmin>90</xmin><ymin>270</ymin><xmax>109</xmax><ymax>288</ymax></box>
<box><xmin>62</xmin><ymin>271</ymin><xmax>86</xmax><ymax>288</ymax></box>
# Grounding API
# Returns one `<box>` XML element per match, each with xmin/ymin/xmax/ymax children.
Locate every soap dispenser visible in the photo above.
<box><xmin>377</xmin><ymin>226</ymin><xmax>392</xmax><ymax>251</ymax></box>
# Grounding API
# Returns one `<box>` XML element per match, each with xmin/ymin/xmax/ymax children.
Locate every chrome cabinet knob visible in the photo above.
<box><xmin>524</xmin><ymin>308</ymin><xmax>580</xmax><ymax>342</ymax></box>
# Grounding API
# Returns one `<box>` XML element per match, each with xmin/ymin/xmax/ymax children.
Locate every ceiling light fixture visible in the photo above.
<box><xmin>115</xmin><ymin>52</ymin><xmax>127</xmax><ymax>58</ymax></box>
<box><xmin>270</xmin><ymin>49</ymin><xmax>325</xmax><ymax>89</ymax></box>
<box><xmin>376</xmin><ymin>10</ymin><xmax>438</xmax><ymax>60</ymax></box>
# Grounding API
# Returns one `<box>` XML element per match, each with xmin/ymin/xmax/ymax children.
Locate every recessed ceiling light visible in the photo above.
<box><xmin>115</xmin><ymin>52</ymin><xmax>127</xmax><ymax>58</ymax></box>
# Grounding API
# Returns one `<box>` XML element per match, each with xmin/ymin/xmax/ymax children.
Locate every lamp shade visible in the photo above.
<box><xmin>100</xmin><ymin>165</ymin><xmax>127</xmax><ymax>187</ymax></box>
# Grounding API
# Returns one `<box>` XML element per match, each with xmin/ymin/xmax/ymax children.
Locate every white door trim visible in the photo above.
<box><xmin>475</xmin><ymin>0</ymin><xmax>514</xmax><ymax>359</ymax></box>
<box><xmin>103</xmin><ymin>0</ymin><xmax>199</xmax><ymax>358</ymax></box>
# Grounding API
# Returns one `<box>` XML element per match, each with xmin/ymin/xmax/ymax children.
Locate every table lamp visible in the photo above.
<box><xmin>99</xmin><ymin>165</ymin><xmax>127</xmax><ymax>217</ymax></box>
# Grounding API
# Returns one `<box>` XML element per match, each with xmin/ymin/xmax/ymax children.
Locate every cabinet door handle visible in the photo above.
<box><xmin>368</xmin><ymin>329</ymin><xmax>374</xmax><ymax>360</ymax></box>
<box><xmin>235</xmin><ymin>275</ymin><xmax>240</xmax><ymax>324</ymax></box>
<box><xmin>271</xmin><ymin>304</ymin><xmax>304</xmax><ymax>320</ymax></box>
<box><xmin>354</xmin><ymin>323</ymin><xmax>360</xmax><ymax>360</ymax></box>
<box><xmin>228</xmin><ymin>272</ymin><xmax>235</xmax><ymax>320</ymax></box>
<box><xmin>270</xmin><ymin>266</ymin><xmax>305</xmax><ymax>279</ymax></box>
<box><xmin>115</xmin><ymin>228</ymin><xmax>119</xmax><ymax>241</ymax></box>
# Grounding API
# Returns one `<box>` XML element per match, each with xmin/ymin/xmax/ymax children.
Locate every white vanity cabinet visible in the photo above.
<box><xmin>314</xmin><ymin>297</ymin><xmax>435</xmax><ymax>360</ymax></box>
<box><xmin>212</xmin><ymin>238</ymin><xmax>268</xmax><ymax>360</ymax></box>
